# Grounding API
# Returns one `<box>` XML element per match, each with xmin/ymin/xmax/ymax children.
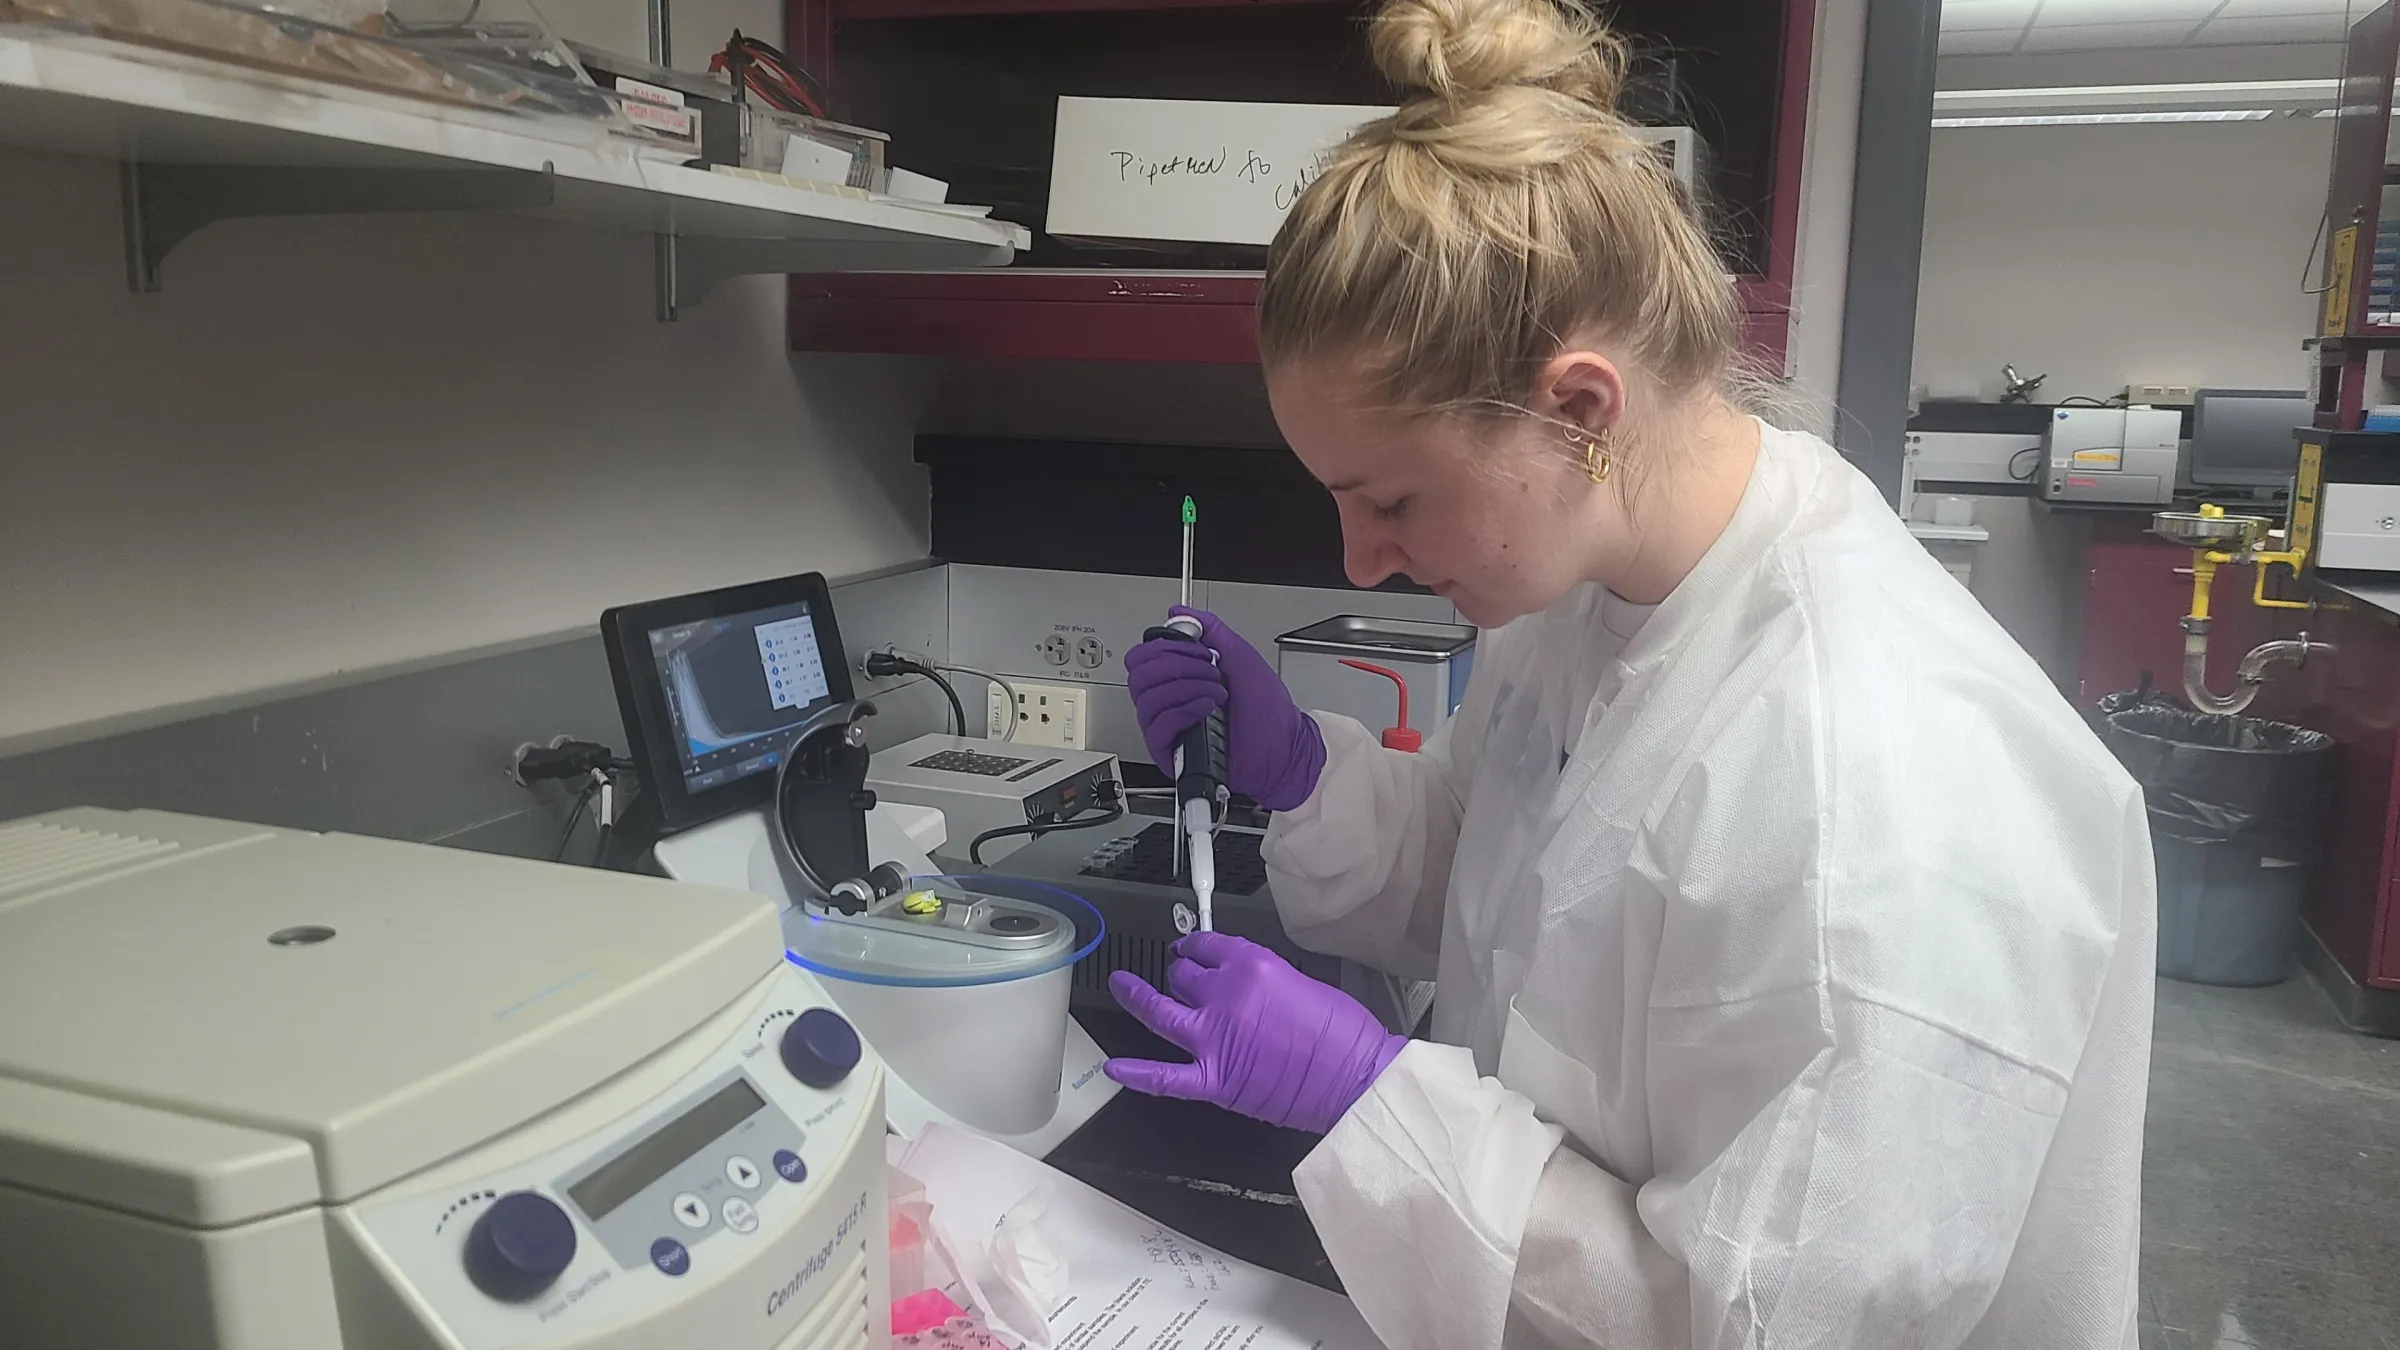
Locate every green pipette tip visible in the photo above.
<box><xmin>1182</xmin><ymin>496</ymin><xmax>1196</xmax><ymax>526</ymax></box>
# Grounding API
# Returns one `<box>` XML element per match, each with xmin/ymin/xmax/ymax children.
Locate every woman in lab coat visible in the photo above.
<box><xmin>1102</xmin><ymin>1</ymin><xmax>2157</xmax><ymax>1347</ymax></box>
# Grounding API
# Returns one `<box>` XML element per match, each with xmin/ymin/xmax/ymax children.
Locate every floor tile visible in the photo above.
<box><xmin>2140</xmin><ymin>974</ymin><xmax>2400</xmax><ymax>1350</ymax></box>
<box><xmin>2145</xmin><ymin>1248</ymin><xmax>2396</xmax><ymax>1349</ymax></box>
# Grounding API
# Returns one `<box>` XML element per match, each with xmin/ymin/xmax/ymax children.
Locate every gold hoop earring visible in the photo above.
<box><xmin>1573</xmin><ymin>428</ymin><xmax>1615</xmax><ymax>485</ymax></box>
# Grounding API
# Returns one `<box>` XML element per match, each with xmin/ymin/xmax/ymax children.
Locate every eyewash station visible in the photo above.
<box><xmin>2103</xmin><ymin>387</ymin><xmax>2400</xmax><ymax>1023</ymax></box>
<box><xmin>2148</xmin><ymin>503</ymin><xmax>2333</xmax><ymax>717</ymax></box>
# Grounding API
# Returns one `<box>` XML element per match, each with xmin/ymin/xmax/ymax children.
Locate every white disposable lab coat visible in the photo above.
<box><xmin>1268</xmin><ymin>424</ymin><xmax>2155</xmax><ymax>1350</ymax></box>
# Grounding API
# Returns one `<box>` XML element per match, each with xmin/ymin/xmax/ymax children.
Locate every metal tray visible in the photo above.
<box><xmin>1276</xmin><ymin>614</ymin><xmax>1476</xmax><ymax>658</ymax></box>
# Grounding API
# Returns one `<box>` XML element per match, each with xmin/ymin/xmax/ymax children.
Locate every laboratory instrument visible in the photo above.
<box><xmin>866</xmin><ymin>732</ymin><xmax>1122</xmax><ymax>865</ymax></box>
<box><xmin>769</xmin><ymin>700</ymin><xmax>1108</xmax><ymax>1141</ymax></box>
<box><xmin>0</xmin><ymin>807</ymin><xmax>889</xmax><ymax>1350</ymax></box>
<box><xmin>2041</xmin><ymin>407</ymin><xmax>2183</xmax><ymax>506</ymax></box>
<box><xmin>2299</xmin><ymin>427</ymin><xmax>2400</xmax><ymax>572</ymax></box>
<box><xmin>1901</xmin><ymin>429</ymin><xmax>2042</xmax><ymax>499</ymax></box>
<box><xmin>1275</xmin><ymin>615</ymin><xmax>1477</xmax><ymax>744</ymax></box>
<box><xmin>2189</xmin><ymin>389</ymin><xmax>2309</xmax><ymax>499</ymax></box>
<box><xmin>1003</xmin><ymin>819</ymin><xmax>1435</xmax><ymax>1034</ymax></box>
<box><xmin>2318</xmin><ymin>482</ymin><xmax>2400</xmax><ymax>570</ymax></box>
<box><xmin>604</xmin><ymin>572</ymin><xmax>1122</xmax><ymax>1156</ymax></box>
<box><xmin>1149</xmin><ymin>497</ymin><xmax>1230</xmax><ymax>931</ymax></box>
<box><xmin>602</xmin><ymin>568</ymin><xmax>856</xmax><ymax>836</ymax></box>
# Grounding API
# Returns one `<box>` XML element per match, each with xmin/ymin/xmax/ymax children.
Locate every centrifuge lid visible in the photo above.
<box><xmin>781</xmin><ymin>877</ymin><xmax>1102</xmax><ymax>988</ymax></box>
<box><xmin>0</xmin><ymin>808</ymin><xmax>783</xmax><ymax>1226</ymax></box>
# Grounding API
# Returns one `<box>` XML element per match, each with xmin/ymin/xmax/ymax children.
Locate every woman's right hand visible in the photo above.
<box><xmin>1123</xmin><ymin>607</ymin><xmax>1327</xmax><ymax>812</ymax></box>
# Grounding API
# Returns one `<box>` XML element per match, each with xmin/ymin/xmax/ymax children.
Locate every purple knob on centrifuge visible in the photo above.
<box><xmin>463</xmin><ymin>1192</ymin><xmax>577</xmax><ymax>1302</ymax></box>
<box><xmin>780</xmin><ymin>1007</ymin><xmax>861</xmax><ymax>1088</ymax></box>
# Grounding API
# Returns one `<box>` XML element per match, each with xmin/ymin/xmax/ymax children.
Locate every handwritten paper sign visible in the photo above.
<box><xmin>1046</xmin><ymin>96</ymin><xmax>1394</xmax><ymax>246</ymax></box>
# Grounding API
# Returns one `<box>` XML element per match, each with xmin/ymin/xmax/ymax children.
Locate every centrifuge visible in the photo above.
<box><xmin>0</xmin><ymin>808</ymin><xmax>890</xmax><ymax>1350</ymax></box>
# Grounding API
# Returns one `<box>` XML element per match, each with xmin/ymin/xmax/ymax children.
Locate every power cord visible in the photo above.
<box><xmin>553</xmin><ymin>778</ymin><xmax>597</xmax><ymax>861</ymax></box>
<box><xmin>865</xmin><ymin>651</ymin><xmax>965</xmax><ymax>735</ymax></box>
<box><xmin>862</xmin><ymin>650</ymin><xmax>1020</xmax><ymax>742</ymax></box>
<box><xmin>508</xmin><ymin>737</ymin><xmax>633</xmax><ymax>786</ymax></box>
<box><xmin>942</xmin><ymin>664</ymin><xmax>1022</xmax><ymax>742</ymax></box>
<box><xmin>711</xmin><ymin>31</ymin><xmax>831</xmax><ymax>118</ymax></box>
<box><xmin>969</xmin><ymin>802</ymin><xmax>1125</xmax><ymax>866</ymax></box>
<box><xmin>508</xmin><ymin>738</ymin><xmax>631</xmax><ymax>867</ymax></box>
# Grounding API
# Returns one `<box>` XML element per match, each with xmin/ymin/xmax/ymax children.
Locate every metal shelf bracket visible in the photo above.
<box><xmin>119</xmin><ymin>160</ymin><xmax>556</xmax><ymax>293</ymax></box>
<box><xmin>662</xmin><ymin>235</ymin><xmax>1016</xmax><ymax>319</ymax></box>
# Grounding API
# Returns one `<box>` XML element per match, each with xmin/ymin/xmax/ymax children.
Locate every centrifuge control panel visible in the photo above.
<box><xmin>343</xmin><ymin>965</ymin><xmax>883</xmax><ymax>1350</ymax></box>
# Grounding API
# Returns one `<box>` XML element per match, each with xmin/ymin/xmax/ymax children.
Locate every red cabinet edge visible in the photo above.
<box><xmin>790</xmin><ymin>272</ymin><xmax>1794</xmax><ymax>366</ymax></box>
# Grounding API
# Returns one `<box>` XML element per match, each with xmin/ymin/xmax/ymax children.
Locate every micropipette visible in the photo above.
<box><xmin>1145</xmin><ymin>495</ymin><xmax>1227</xmax><ymax>932</ymax></box>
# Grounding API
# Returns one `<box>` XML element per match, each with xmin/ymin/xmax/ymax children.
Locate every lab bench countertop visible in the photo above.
<box><xmin>2320</xmin><ymin>574</ymin><xmax>2400</xmax><ymax>620</ymax></box>
<box><xmin>1040</xmin><ymin>1008</ymin><xmax>1339</xmax><ymax>1292</ymax></box>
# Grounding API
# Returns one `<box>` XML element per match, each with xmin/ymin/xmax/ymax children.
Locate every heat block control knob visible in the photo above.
<box><xmin>780</xmin><ymin>1007</ymin><xmax>862</xmax><ymax>1088</ymax></box>
<box><xmin>464</xmin><ymin>1192</ymin><xmax>577</xmax><ymax>1302</ymax></box>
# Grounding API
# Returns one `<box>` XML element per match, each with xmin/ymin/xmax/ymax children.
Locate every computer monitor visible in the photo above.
<box><xmin>602</xmin><ymin>572</ymin><xmax>856</xmax><ymax>833</ymax></box>
<box><xmin>2190</xmin><ymin>389</ymin><xmax>2308</xmax><ymax>493</ymax></box>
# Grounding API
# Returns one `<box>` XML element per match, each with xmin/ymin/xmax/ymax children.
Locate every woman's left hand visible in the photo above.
<box><xmin>1103</xmin><ymin>931</ymin><xmax>1404</xmax><ymax>1133</ymax></box>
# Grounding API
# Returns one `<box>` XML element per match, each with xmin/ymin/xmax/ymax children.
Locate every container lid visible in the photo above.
<box><xmin>0</xmin><ymin>809</ymin><xmax>781</xmax><ymax>1225</ymax></box>
<box><xmin>1277</xmin><ymin>614</ymin><xmax>1477</xmax><ymax>657</ymax></box>
<box><xmin>782</xmin><ymin>875</ymin><xmax>1102</xmax><ymax>988</ymax></box>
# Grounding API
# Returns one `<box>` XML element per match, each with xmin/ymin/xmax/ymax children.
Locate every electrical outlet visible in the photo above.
<box><xmin>2125</xmin><ymin>383</ymin><xmax>2197</xmax><ymax>406</ymax></box>
<box><xmin>986</xmin><ymin>681</ymin><xmax>1089</xmax><ymax>749</ymax></box>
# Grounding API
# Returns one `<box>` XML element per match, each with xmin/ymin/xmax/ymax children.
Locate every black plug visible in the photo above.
<box><xmin>510</xmin><ymin>740</ymin><xmax>631</xmax><ymax>785</ymax></box>
<box><xmin>864</xmin><ymin>650</ymin><xmax>934</xmax><ymax>679</ymax></box>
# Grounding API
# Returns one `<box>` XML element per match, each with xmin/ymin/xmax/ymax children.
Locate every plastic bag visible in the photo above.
<box><xmin>926</xmin><ymin>1182</ymin><xmax>1068</xmax><ymax>1349</ymax></box>
<box><xmin>2102</xmin><ymin>704</ymin><xmax>2336</xmax><ymax>855</ymax></box>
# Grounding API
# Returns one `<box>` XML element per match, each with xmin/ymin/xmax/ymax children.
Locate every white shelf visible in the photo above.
<box><xmin>0</xmin><ymin>30</ymin><xmax>1028</xmax><ymax>301</ymax></box>
<box><xmin>1907</xmin><ymin>522</ymin><xmax>1992</xmax><ymax>544</ymax></box>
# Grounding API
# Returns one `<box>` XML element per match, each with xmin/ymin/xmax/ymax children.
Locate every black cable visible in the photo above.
<box><xmin>969</xmin><ymin>804</ymin><xmax>1125</xmax><ymax>867</ymax></box>
<box><xmin>865</xmin><ymin>651</ymin><xmax>968</xmax><ymax>736</ymax></box>
<box><xmin>923</xmin><ymin>670</ymin><xmax>967</xmax><ymax>737</ymax></box>
<box><xmin>2010</xmin><ymin>446</ymin><xmax>2042</xmax><ymax>482</ymax></box>
<box><xmin>553</xmin><ymin>784</ymin><xmax>595</xmax><ymax>862</ymax></box>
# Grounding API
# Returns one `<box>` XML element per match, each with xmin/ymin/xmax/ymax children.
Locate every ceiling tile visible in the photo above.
<box><xmin>2189</xmin><ymin>10</ymin><xmax>2354</xmax><ymax>40</ymax></box>
<box><xmin>2017</xmin><ymin>17</ymin><xmax>2201</xmax><ymax>47</ymax></box>
<box><xmin>2030</xmin><ymin>0</ymin><xmax>2220</xmax><ymax>23</ymax></box>
<box><xmin>1939</xmin><ymin>26</ymin><xmax>2026</xmax><ymax>51</ymax></box>
<box><xmin>1942</xmin><ymin>0</ymin><xmax>2038</xmax><ymax>30</ymax></box>
<box><xmin>2212</xmin><ymin>0</ymin><xmax>2354</xmax><ymax>14</ymax></box>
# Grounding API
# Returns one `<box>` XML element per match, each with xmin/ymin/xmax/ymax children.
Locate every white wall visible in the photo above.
<box><xmin>1912</xmin><ymin>114</ymin><xmax>2330</xmax><ymax>401</ymax></box>
<box><xmin>0</xmin><ymin>4</ymin><xmax>941</xmax><ymax>750</ymax></box>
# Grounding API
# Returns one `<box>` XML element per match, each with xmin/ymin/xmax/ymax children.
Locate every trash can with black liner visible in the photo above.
<box><xmin>2101</xmin><ymin>703</ymin><xmax>2336</xmax><ymax>986</ymax></box>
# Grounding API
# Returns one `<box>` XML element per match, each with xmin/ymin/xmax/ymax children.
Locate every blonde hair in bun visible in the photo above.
<box><xmin>1259</xmin><ymin>0</ymin><xmax>1737</xmax><ymax>423</ymax></box>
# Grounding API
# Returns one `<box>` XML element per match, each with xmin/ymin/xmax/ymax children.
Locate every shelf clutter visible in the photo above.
<box><xmin>780</xmin><ymin>0</ymin><xmax>1813</xmax><ymax>366</ymax></box>
<box><xmin>0</xmin><ymin>15</ymin><xmax>1028</xmax><ymax>304</ymax></box>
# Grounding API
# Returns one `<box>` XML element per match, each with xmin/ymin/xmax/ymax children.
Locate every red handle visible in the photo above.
<box><xmin>1338</xmin><ymin>659</ymin><xmax>1421</xmax><ymax>752</ymax></box>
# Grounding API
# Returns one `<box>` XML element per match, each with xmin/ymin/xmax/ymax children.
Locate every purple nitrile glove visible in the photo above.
<box><xmin>1104</xmin><ymin>931</ymin><xmax>1405</xmax><ymax>1134</ymax></box>
<box><xmin>1122</xmin><ymin>607</ymin><xmax>1327</xmax><ymax>812</ymax></box>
